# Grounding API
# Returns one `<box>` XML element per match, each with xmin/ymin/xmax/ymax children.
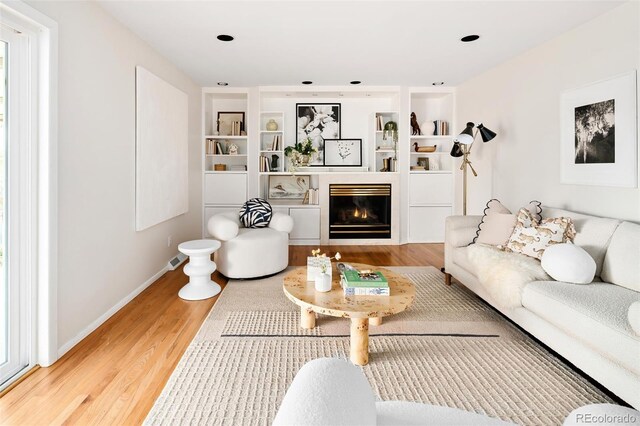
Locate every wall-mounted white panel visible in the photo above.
<box><xmin>409</xmin><ymin>173</ymin><xmax>453</xmax><ymax>206</ymax></box>
<box><xmin>409</xmin><ymin>206</ymin><xmax>452</xmax><ymax>242</ymax></box>
<box><xmin>135</xmin><ymin>66</ymin><xmax>188</xmax><ymax>231</ymax></box>
<box><xmin>289</xmin><ymin>208</ymin><xmax>321</xmax><ymax>240</ymax></box>
<box><xmin>204</xmin><ymin>173</ymin><xmax>247</xmax><ymax>205</ymax></box>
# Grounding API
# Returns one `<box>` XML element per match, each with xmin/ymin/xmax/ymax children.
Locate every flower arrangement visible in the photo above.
<box><xmin>284</xmin><ymin>137</ymin><xmax>317</xmax><ymax>170</ymax></box>
<box><xmin>311</xmin><ymin>248</ymin><xmax>341</xmax><ymax>274</ymax></box>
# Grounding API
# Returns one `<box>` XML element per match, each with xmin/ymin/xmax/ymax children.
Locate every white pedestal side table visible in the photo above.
<box><xmin>178</xmin><ymin>239</ymin><xmax>222</xmax><ymax>301</ymax></box>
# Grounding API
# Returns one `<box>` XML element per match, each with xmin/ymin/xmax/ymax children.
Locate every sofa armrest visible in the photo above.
<box><xmin>269</xmin><ymin>212</ymin><xmax>294</xmax><ymax>234</ymax></box>
<box><xmin>446</xmin><ymin>215</ymin><xmax>482</xmax><ymax>248</ymax></box>
<box><xmin>207</xmin><ymin>212</ymin><xmax>240</xmax><ymax>241</ymax></box>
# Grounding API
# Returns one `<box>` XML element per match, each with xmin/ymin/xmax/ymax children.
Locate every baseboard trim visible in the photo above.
<box><xmin>57</xmin><ymin>265</ymin><xmax>169</xmax><ymax>358</ymax></box>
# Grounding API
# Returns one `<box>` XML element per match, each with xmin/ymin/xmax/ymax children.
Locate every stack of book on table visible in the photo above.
<box><xmin>341</xmin><ymin>269</ymin><xmax>389</xmax><ymax>296</ymax></box>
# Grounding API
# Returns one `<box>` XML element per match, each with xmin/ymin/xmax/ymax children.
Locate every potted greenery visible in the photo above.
<box><xmin>284</xmin><ymin>137</ymin><xmax>317</xmax><ymax>170</ymax></box>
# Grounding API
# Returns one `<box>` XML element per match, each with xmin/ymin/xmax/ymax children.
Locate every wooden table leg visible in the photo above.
<box><xmin>300</xmin><ymin>307</ymin><xmax>316</xmax><ymax>329</ymax></box>
<box><xmin>369</xmin><ymin>317</ymin><xmax>382</xmax><ymax>326</ymax></box>
<box><xmin>350</xmin><ymin>318</ymin><xmax>369</xmax><ymax>366</ymax></box>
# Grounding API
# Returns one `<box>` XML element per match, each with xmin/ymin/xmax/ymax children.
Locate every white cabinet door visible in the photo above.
<box><xmin>409</xmin><ymin>174</ymin><xmax>453</xmax><ymax>206</ymax></box>
<box><xmin>289</xmin><ymin>208</ymin><xmax>321</xmax><ymax>240</ymax></box>
<box><xmin>409</xmin><ymin>206</ymin><xmax>452</xmax><ymax>242</ymax></box>
<box><xmin>203</xmin><ymin>207</ymin><xmax>240</xmax><ymax>237</ymax></box>
<box><xmin>204</xmin><ymin>173</ymin><xmax>247</xmax><ymax>205</ymax></box>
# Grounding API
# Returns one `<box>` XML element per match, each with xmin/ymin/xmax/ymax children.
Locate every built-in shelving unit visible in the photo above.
<box><xmin>406</xmin><ymin>89</ymin><xmax>455</xmax><ymax>242</ymax></box>
<box><xmin>201</xmin><ymin>85</ymin><xmax>455</xmax><ymax>244</ymax></box>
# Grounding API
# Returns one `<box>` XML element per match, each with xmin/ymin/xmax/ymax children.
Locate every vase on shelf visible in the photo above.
<box><xmin>266</xmin><ymin>119</ymin><xmax>278</xmax><ymax>131</ymax></box>
<box><xmin>422</xmin><ymin>121</ymin><xmax>435</xmax><ymax>136</ymax></box>
<box><xmin>314</xmin><ymin>272</ymin><xmax>332</xmax><ymax>292</ymax></box>
<box><xmin>271</xmin><ymin>155</ymin><xmax>280</xmax><ymax>171</ymax></box>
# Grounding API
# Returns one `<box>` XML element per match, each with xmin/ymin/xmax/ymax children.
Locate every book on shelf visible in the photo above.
<box><xmin>205</xmin><ymin>139</ymin><xmax>215</xmax><ymax>155</ymax></box>
<box><xmin>216</xmin><ymin>141</ymin><xmax>225</xmax><ymax>155</ymax></box>
<box><xmin>270</xmin><ymin>134</ymin><xmax>280</xmax><ymax>151</ymax></box>
<box><xmin>433</xmin><ymin>120</ymin><xmax>449</xmax><ymax>136</ymax></box>
<box><xmin>229</xmin><ymin>165</ymin><xmax>246</xmax><ymax>171</ymax></box>
<box><xmin>376</xmin><ymin>114</ymin><xmax>384</xmax><ymax>131</ymax></box>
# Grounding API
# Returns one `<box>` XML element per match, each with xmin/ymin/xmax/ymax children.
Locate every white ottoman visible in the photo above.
<box><xmin>178</xmin><ymin>239</ymin><xmax>222</xmax><ymax>301</ymax></box>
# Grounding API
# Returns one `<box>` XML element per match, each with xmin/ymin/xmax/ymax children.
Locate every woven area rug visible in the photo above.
<box><xmin>145</xmin><ymin>266</ymin><xmax>612</xmax><ymax>425</ymax></box>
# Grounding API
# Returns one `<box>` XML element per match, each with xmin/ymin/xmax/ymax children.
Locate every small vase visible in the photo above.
<box><xmin>300</xmin><ymin>155</ymin><xmax>310</xmax><ymax>167</ymax></box>
<box><xmin>271</xmin><ymin>155</ymin><xmax>280</xmax><ymax>170</ymax></box>
<box><xmin>266</xmin><ymin>119</ymin><xmax>278</xmax><ymax>131</ymax></box>
<box><xmin>422</xmin><ymin>121</ymin><xmax>435</xmax><ymax>136</ymax></box>
<box><xmin>315</xmin><ymin>272</ymin><xmax>332</xmax><ymax>292</ymax></box>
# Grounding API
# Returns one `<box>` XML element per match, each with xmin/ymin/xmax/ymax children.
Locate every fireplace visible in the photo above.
<box><xmin>329</xmin><ymin>184</ymin><xmax>391</xmax><ymax>239</ymax></box>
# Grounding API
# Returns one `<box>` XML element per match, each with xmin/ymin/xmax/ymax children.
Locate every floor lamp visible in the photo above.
<box><xmin>450</xmin><ymin>122</ymin><xmax>497</xmax><ymax>215</ymax></box>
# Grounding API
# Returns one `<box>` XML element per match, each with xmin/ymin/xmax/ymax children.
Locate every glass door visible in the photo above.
<box><xmin>0</xmin><ymin>25</ymin><xmax>31</xmax><ymax>388</ymax></box>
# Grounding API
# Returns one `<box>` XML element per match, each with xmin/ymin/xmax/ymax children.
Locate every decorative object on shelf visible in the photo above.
<box><xmin>383</xmin><ymin>121</ymin><xmax>399</xmax><ymax>145</ymax></box>
<box><xmin>214</xmin><ymin>164</ymin><xmax>227</xmax><ymax>171</ymax></box>
<box><xmin>268</xmin><ymin>174</ymin><xmax>310</xmax><ymax>199</ymax></box>
<box><xmin>271</xmin><ymin>155</ymin><xmax>280</xmax><ymax>171</ymax></box>
<box><xmin>430</xmin><ymin>158</ymin><xmax>440</xmax><ymax>171</ymax></box>
<box><xmin>451</xmin><ymin>121</ymin><xmax>497</xmax><ymax>215</ymax></box>
<box><xmin>413</xmin><ymin>143</ymin><xmax>437</xmax><ymax>152</ymax></box>
<box><xmin>421</xmin><ymin>121</ymin><xmax>435</xmax><ymax>135</ymax></box>
<box><xmin>323</xmin><ymin>139</ymin><xmax>362</xmax><ymax>167</ymax></box>
<box><xmin>410</xmin><ymin>112</ymin><xmax>422</xmax><ymax>135</ymax></box>
<box><xmin>297</xmin><ymin>103</ymin><xmax>341</xmax><ymax>166</ymax></box>
<box><xmin>433</xmin><ymin>120</ymin><xmax>449</xmax><ymax>135</ymax></box>
<box><xmin>217</xmin><ymin>111</ymin><xmax>245</xmax><ymax>136</ymax></box>
<box><xmin>228</xmin><ymin>142</ymin><xmax>239</xmax><ymax>155</ymax></box>
<box><xmin>266</xmin><ymin>119</ymin><xmax>279</xmax><ymax>131</ymax></box>
<box><xmin>284</xmin><ymin>137</ymin><xmax>317</xmax><ymax>171</ymax></box>
<box><xmin>560</xmin><ymin>71</ymin><xmax>637</xmax><ymax>187</ymax></box>
<box><xmin>417</xmin><ymin>157</ymin><xmax>430</xmax><ymax>170</ymax></box>
<box><xmin>380</xmin><ymin>157</ymin><xmax>396</xmax><ymax>172</ymax></box>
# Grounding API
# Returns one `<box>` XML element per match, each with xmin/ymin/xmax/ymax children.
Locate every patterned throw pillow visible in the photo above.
<box><xmin>473</xmin><ymin>199</ymin><xmax>542</xmax><ymax>246</ymax></box>
<box><xmin>505</xmin><ymin>209</ymin><xmax>576</xmax><ymax>259</ymax></box>
<box><xmin>239</xmin><ymin>198</ymin><xmax>273</xmax><ymax>228</ymax></box>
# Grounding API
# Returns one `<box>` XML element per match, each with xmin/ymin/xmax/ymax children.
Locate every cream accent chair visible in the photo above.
<box><xmin>273</xmin><ymin>358</ymin><xmax>512</xmax><ymax>425</ymax></box>
<box><xmin>207</xmin><ymin>211</ymin><xmax>294</xmax><ymax>279</ymax></box>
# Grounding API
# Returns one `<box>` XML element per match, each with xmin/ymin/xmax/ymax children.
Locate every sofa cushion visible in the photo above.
<box><xmin>601</xmin><ymin>222</ymin><xmax>640</xmax><ymax>292</ymax></box>
<box><xmin>522</xmin><ymin>280</ymin><xmax>640</xmax><ymax>374</ymax></box>
<box><xmin>452</xmin><ymin>246</ymin><xmax>475</xmax><ymax>275</ymax></box>
<box><xmin>542</xmin><ymin>208</ymin><xmax>621</xmax><ymax>277</ymax></box>
<box><xmin>506</xmin><ymin>209</ymin><xmax>576</xmax><ymax>259</ymax></box>
<box><xmin>239</xmin><ymin>198</ymin><xmax>272</xmax><ymax>228</ymax></box>
<box><xmin>473</xmin><ymin>199</ymin><xmax>542</xmax><ymax>246</ymax></box>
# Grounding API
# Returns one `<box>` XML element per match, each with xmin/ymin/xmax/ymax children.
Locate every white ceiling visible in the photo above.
<box><xmin>98</xmin><ymin>0</ymin><xmax>623</xmax><ymax>87</ymax></box>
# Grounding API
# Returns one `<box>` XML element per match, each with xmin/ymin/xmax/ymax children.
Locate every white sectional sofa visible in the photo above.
<box><xmin>444</xmin><ymin>207</ymin><xmax>640</xmax><ymax>409</ymax></box>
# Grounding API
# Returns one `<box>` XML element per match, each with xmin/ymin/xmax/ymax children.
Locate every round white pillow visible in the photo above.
<box><xmin>628</xmin><ymin>302</ymin><xmax>640</xmax><ymax>336</ymax></box>
<box><xmin>541</xmin><ymin>243</ymin><xmax>596</xmax><ymax>284</ymax></box>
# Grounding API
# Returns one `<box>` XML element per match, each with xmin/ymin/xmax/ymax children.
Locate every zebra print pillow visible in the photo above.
<box><xmin>239</xmin><ymin>198</ymin><xmax>273</xmax><ymax>228</ymax></box>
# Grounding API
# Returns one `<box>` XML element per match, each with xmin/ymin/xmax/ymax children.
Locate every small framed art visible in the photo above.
<box><xmin>323</xmin><ymin>139</ymin><xmax>362</xmax><ymax>167</ymax></box>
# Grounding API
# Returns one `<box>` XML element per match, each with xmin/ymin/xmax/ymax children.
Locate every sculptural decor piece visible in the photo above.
<box><xmin>410</xmin><ymin>112</ymin><xmax>422</xmax><ymax>135</ymax></box>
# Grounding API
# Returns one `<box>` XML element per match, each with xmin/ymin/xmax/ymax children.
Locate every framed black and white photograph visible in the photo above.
<box><xmin>561</xmin><ymin>71</ymin><xmax>637</xmax><ymax>187</ymax></box>
<box><xmin>217</xmin><ymin>111</ymin><xmax>245</xmax><ymax>136</ymax></box>
<box><xmin>296</xmin><ymin>103</ymin><xmax>341</xmax><ymax>166</ymax></box>
<box><xmin>323</xmin><ymin>139</ymin><xmax>362</xmax><ymax>167</ymax></box>
<box><xmin>268</xmin><ymin>175</ymin><xmax>310</xmax><ymax>199</ymax></box>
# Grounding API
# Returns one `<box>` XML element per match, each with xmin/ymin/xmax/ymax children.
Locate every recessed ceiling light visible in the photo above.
<box><xmin>312</xmin><ymin>93</ymin><xmax>318</xmax><ymax>97</ymax></box>
<box><xmin>217</xmin><ymin>82</ymin><xmax>228</xmax><ymax>86</ymax></box>
<box><xmin>366</xmin><ymin>94</ymin><xmax>371</xmax><ymax>97</ymax></box>
<box><xmin>217</xmin><ymin>34</ymin><xmax>234</xmax><ymax>42</ymax></box>
<box><xmin>461</xmin><ymin>35</ymin><xmax>480</xmax><ymax>42</ymax></box>
<box><xmin>432</xmin><ymin>82</ymin><xmax>445</xmax><ymax>86</ymax></box>
<box><xmin>350</xmin><ymin>80</ymin><xmax>361</xmax><ymax>85</ymax></box>
<box><xmin>339</xmin><ymin>93</ymin><xmax>344</xmax><ymax>97</ymax></box>
<box><xmin>302</xmin><ymin>81</ymin><xmax>313</xmax><ymax>85</ymax></box>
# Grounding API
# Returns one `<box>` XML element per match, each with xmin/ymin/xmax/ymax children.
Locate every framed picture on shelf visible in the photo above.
<box><xmin>217</xmin><ymin>111</ymin><xmax>245</xmax><ymax>136</ymax></box>
<box><xmin>296</xmin><ymin>103</ymin><xmax>341</xmax><ymax>166</ymax></box>
<box><xmin>560</xmin><ymin>71</ymin><xmax>637</xmax><ymax>187</ymax></box>
<box><xmin>268</xmin><ymin>175</ymin><xmax>311</xmax><ymax>199</ymax></box>
<box><xmin>323</xmin><ymin>139</ymin><xmax>362</xmax><ymax>167</ymax></box>
<box><xmin>417</xmin><ymin>157</ymin><xmax>430</xmax><ymax>170</ymax></box>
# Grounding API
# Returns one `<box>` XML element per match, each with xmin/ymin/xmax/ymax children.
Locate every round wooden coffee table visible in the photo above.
<box><xmin>283</xmin><ymin>263</ymin><xmax>415</xmax><ymax>366</ymax></box>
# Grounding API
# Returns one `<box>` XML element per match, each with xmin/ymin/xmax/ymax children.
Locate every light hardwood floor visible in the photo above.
<box><xmin>0</xmin><ymin>244</ymin><xmax>444</xmax><ymax>425</ymax></box>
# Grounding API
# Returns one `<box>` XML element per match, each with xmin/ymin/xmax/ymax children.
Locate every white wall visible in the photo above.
<box><xmin>28</xmin><ymin>1</ymin><xmax>202</xmax><ymax>355</ymax></box>
<box><xmin>455</xmin><ymin>1</ymin><xmax>639</xmax><ymax>222</ymax></box>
